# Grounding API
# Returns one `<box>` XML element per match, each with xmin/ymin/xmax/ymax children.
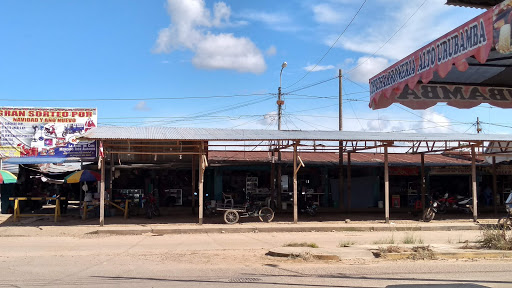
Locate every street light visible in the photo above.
<box><xmin>278</xmin><ymin>62</ymin><xmax>287</xmax><ymax>131</ymax></box>
<box><xmin>276</xmin><ymin>62</ymin><xmax>286</xmax><ymax>211</ymax></box>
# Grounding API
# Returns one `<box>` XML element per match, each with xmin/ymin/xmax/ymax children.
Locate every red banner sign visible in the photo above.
<box><xmin>369</xmin><ymin>0</ymin><xmax>512</xmax><ymax>110</ymax></box>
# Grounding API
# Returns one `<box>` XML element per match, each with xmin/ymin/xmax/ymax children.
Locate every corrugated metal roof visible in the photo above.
<box><xmin>80</xmin><ymin>126</ymin><xmax>512</xmax><ymax>142</ymax></box>
<box><xmin>208</xmin><ymin>151</ymin><xmax>480</xmax><ymax>166</ymax></box>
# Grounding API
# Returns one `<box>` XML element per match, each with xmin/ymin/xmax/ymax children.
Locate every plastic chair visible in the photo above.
<box><xmin>223</xmin><ymin>193</ymin><xmax>234</xmax><ymax>208</ymax></box>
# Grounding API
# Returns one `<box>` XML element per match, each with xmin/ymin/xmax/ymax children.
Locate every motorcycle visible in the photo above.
<box><xmin>437</xmin><ymin>193</ymin><xmax>472</xmax><ymax>214</ymax></box>
<box><xmin>299</xmin><ymin>192</ymin><xmax>318</xmax><ymax>216</ymax></box>
<box><xmin>143</xmin><ymin>190</ymin><xmax>160</xmax><ymax>219</ymax></box>
<box><xmin>44</xmin><ymin>125</ymin><xmax>56</xmax><ymax>137</ymax></box>
<box><xmin>423</xmin><ymin>198</ymin><xmax>440</xmax><ymax>222</ymax></box>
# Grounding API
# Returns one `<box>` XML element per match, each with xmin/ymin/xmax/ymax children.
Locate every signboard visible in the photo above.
<box><xmin>369</xmin><ymin>0</ymin><xmax>512</xmax><ymax>109</ymax></box>
<box><xmin>0</xmin><ymin>107</ymin><xmax>97</xmax><ymax>159</ymax></box>
<box><xmin>395</xmin><ymin>84</ymin><xmax>512</xmax><ymax>109</ymax></box>
<box><xmin>389</xmin><ymin>167</ymin><xmax>419</xmax><ymax>176</ymax></box>
<box><xmin>430</xmin><ymin>167</ymin><xmax>471</xmax><ymax>175</ymax></box>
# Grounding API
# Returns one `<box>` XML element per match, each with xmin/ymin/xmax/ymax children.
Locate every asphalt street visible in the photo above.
<box><xmin>0</xmin><ymin>230</ymin><xmax>511</xmax><ymax>287</ymax></box>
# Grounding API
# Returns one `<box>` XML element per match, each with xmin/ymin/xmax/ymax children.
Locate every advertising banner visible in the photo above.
<box><xmin>395</xmin><ymin>84</ymin><xmax>512</xmax><ymax>109</ymax></box>
<box><xmin>369</xmin><ymin>0</ymin><xmax>512</xmax><ymax>110</ymax></box>
<box><xmin>0</xmin><ymin>107</ymin><xmax>97</xmax><ymax>159</ymax></box>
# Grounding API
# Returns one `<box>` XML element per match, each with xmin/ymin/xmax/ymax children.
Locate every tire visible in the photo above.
<box><xmin>306</xmin><ymin>207</ymin><xmax>317</xmax><ymax>216</ymax></box>
<box><xmin>438</xmin><ymin>204</ymin><xmax>447</xmax><ymax>214</ymax></box>
<box><xmin>498</xmin><ymin>217</ymin><xmax>512</xmax><ymax>230</ymax></box>
<box><xmin>423</xmin><ymin>208</ymin><xmax>435</xmax><ymax>222</ymax></box>
<box><xmin>224</xmin><ymin>210</ymin><xmax>239</xmax><ymax>224</ymax></box>
<box><xmin>258</xmin><ymin>207</ymin><xmax>274</xmax><ymax>222</ymax></box>
<box><xmin>146</xmin><ymin>206</ymin><xmax>153</xmax><ymax>219</ymax></box>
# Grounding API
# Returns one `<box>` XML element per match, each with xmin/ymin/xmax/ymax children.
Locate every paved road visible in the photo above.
<box><xmin>0</xmin><ymin>231</ymin><xmax>511</xmax><ymax>287</ymax></box>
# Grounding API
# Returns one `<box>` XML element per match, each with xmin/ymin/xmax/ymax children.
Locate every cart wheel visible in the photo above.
<box><xmin>224</xmin><ymin>210</ymin><xmax>239</xmax><ymax>224</ymax></box>
<box><xmin>498</xmin><ymin>217</ymin><xmax>512</xmax><ymax>230</ymax></box>
<box><xmin>259</xmin><ymin>207</ymin><xmax>274</xmax><ymax>223</ymax></box>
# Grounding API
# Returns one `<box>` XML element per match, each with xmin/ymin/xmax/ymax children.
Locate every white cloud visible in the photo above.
<box><xmin>312</xmin><ymin>4</ymin><xmax>342</xmax><ymax>24</ymax></box>
<box><xmin>266</xmin><ymin>45</ymin><xmax>277</xmax><ymax>57</ymax></box>
<box><xmin>347</xmin><ymin>57</ymin><xmax>389</xmax><ymax>83</ymax></box>
<box><xmin>303</xmin><ymin>64</ymin><xmax>335</xmax><ymax>72</ymax></box>
<box><xmin>240</xmin><ymin>11</ymin><xmax>299</xmax><ymax>32</ymax></box>
<box><xmin>336</xmin><ymin>0</ymin><xmax>480</xmax><ymax>60</ymax></box>
<box><xmin>192</xmin><ymin>33</ymin><xmax>266</xmax><ymax>73</ymax></box>
<box><xmin>134</xmin><ymin>101</ymin><xmax>151</xmax><ymax>111</ymax></box>
<box><xmin>153</xmin><ymin>0</ymin><xmax>266</xmax><ymax>74</ymax></box>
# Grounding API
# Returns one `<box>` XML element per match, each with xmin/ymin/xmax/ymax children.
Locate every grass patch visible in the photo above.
<box><xmin>338</xmin><ymin>240</ymin><xmax>356</xmax><ymax>247</ymax></box>
<box><xmin>375</xmin><ymin>245</ymin><xmax>435</xmax><ymax>260</ymax></box>
<box><xmin>409</xmin><ymin>245</ymin><xmax>435</xmax><ymax>260</ymax></box>
<box><xmin>478</xmin><ymin>226</ymin><xmax>512</xmax><ymax>250</ymax></box>
<box><xmin>401</xmin><ymin>233</ymin><xmax>424</xmax><ymax>245</ymax></box>
<box><xmin>373</xmin><ymin>235</ymin><xmax>395</xmax><ymax>245</ymax></box>
<box><xmin>289</xmin><ymin>251</ymin><xmax>313</xmax><ymax>261</ymax></box>
<box><xmin>283</xmin><ymin>242</ymin><xmax>319</xmax><ymax>248</ymax></box>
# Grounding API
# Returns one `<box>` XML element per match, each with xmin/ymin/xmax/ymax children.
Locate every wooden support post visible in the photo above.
<box><xmin>277</xmin><ymin>164</ymin><xmax>282</xmax><ymax>211</ymax></box>
<box><xmin>198</xmin><ymin>143</ymin><xmax>205</xmax><ymax>225</ymax></box>
<box><xmin>13</xmin><ymin>199</ymin><xmax>19</xmax><ymax>222</ymax></box>
<box><xmin>347</xmin><ymin>152</ymin><xmax>352</xmax><ymax>212</ymax></box>
<box><xmin>55</xmin><ymin>199</ymin><xmax>60</xmax><ymax>222</ymax></box>
<box><xmin>339</xmin><ymin>141</ymin><xmax>344</xmax><ymax>210</ymax></box>
<box><xmin>100</xmin><ymin>156</ymin><xmax>105</xmax><ymax>227</ymax></box>
<box><xmin>492</xmin><ymin>156</ymin><xmax>498</xmax><ymax>215</ymax></box>
<box><xmin>124</xmin><ymin>199</ymin><xmax>129</xmax><ymax>219</ymax></box>
<box><xmin>384</xmin><ymin>146</ymin><xmax>389</xmax><ymax>224</ymax></box>
<box><xmin>271</xmin><ymin>150</ymin><xmax>275</xmax><ymax>210</ymax></box>
<box><xmin>191</xmin><ymin>155</ymin><xmax>196</xmax><ymax>213</ymax></box>
<box><xmin>293</xmin><ymin>142</ymin><xmax>298</xmax><ymax>224</ymax></box>
<box><xmin>109</xmin><ymin>153</ymin><xmax>114</xmax><ymax>201</ymax></box>
<box><xmin>471</xmin><ymin>146</ymin><xmax>478</xmax><ymax>222</ymax></box>
<box><xmin>421</xmin><ymin>153</ymin><xmax>426</xmax><ymax>214</ymax></box>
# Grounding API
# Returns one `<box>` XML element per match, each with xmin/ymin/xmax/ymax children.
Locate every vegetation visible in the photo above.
<box><xmin>283</xmin><ymin>242</ymin><xmax>319</xmax><ymax>248</ymax></box>
<box><xmin>338</xmin><ymin>240</ymin><xmax>356</xmax><ymax>247</ymax></box>
<box><xmin>373</xmin><ymin>235</ymin><xmax>395</xmax><ymax>244</ymax></box>
<box><xmin>402</xmin><ymin>233</ymin><xmax>424</xmax><ymax>244</ymax></box>
<box><xmin>478</xmin><ymin>226</ymin><xmax>512</xmax><ymax>250</ymax></box>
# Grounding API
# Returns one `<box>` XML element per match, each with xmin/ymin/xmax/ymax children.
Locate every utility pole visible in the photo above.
<box><xmin>476</xmin><ymin>117</ymin><xmax>482</xmax><ymax>133</ymax></box>
<box><xmin>277</xmin><ymin>62</ymin><xmax>287</xmax><ymax>211</ymax></box>
<box><xmin>338</xmin><ymin>69</ymin><xmax>344</xmax><ymax>210</ymax></box>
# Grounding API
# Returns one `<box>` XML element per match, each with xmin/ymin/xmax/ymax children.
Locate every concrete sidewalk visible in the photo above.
<box><xmin>95</xmin><ymin>220</ymin><xmax>488</xmax><ymax>235</ymax></box>
<box><xmin>0</xmin><ymin>213</ymin><xmax>500</xmax><ymax>237</ymax></box>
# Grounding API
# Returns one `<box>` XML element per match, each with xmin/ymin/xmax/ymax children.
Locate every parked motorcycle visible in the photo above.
<box><xmin>423</xmin><ymin>198</ymin><xmax>440</xmax><ymax>222</ymax></box>
<box><xmin>437</xmin><ymin>193</ymin><xmax>472</xmax><ymax>214</ymax></box>
<box><xmin>143</xmin><ymin>190</ymin><xmax>160</xmax><ymax>219</ymax></box>
<box><xmin>299</xmin><ymin>192</ymin><xmax>318</xmax><ymax>216</ymax></box>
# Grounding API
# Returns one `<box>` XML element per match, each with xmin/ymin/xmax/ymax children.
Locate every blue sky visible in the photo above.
<box><xmin>1</xmin><ymin>0</ymin><xmax>508</xmax><ymax>134</ymax></box>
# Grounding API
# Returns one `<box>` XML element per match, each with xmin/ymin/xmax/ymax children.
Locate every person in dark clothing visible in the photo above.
<box><xmin>59</xmin><ymin>184</ymin><xmax>71</xmax><ymax>214</ymax></box>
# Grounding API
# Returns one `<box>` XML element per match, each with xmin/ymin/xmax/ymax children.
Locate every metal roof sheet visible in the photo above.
<box><xmin>80</xmin><ymin>126</ymin><xmax>512</xmax><ymax>142</ymax></box>
<box><xmin>208</xmin><ymin>151</ymin><xmax>480</xmax><ymax>166</ymax></box>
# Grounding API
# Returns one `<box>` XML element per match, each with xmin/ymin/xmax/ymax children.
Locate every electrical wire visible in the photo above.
<box><xmin>346</xmin><ymin>0</ymin><xmax>427</xmax><ymax>76</ymax></box>
<box><xmin>283</xmin><ymin>77</ymin><xmax>338</xmax><ymax>95</ymax></box>
<box><xmin>392</xmin><ymin>104</ymin><xmax>461</xmax><ymax>133</ymax></box>
<box><xmin>0</xmin><ymin>93</ymin><xmax>273</xmax><ymax>102</ymax></box>
<box><xmin>284</xmin><ymin>0</ymin><xmax>367</xmax><ymax>90</ymax></box>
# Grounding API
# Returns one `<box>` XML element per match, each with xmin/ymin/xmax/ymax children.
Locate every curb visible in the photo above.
<box><xmin>95</xmin><ymin>224</ymin><xmax>482</xmax><ymax>235</ymax></box>
<box><xmin>266</xmin><ymin>250</ymin><xmax>340</xmax><ymax>261</ymax></box>
<box><xmin>375</xmin><ymin>250</ymin><xmax>512</xmax><ymax>260</ymax></box>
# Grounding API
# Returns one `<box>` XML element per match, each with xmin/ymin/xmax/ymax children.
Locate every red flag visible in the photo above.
<box><xmin>99</xmin><ymin>141</ymin><xmax>104</xmax><ymax>158</ymax></box>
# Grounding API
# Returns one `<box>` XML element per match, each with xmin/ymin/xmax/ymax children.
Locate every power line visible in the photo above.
<box><xmin>392</xmin><ymin>104</ymin><xmax>461</xmax><ymax>133</ymax></box>
<box><xmin>346</xmin><ymin>0</ymin><xmax>427</xmax><ymax>76</ymax></box>
<box><xmin>283</xmin><ymin>77</ymin><xmax>338</xmax><ymax>95</ymax></box>
<box><xmin>284</xmin><ymin>0</ymin><xmax>367</xmax><ymax>90</ymax></box>
<box><xmin>0</xmin><ymin>93</ymin><xmax>272</xmax><ymax>102</ymax></box>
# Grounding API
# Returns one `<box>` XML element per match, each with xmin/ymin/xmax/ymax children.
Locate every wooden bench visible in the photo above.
<box><xmin>9</xmin><ymin>197</ymin><xmax>66</xmax><ymax>223</ymax></box>
<box><xmin>81</xmin><ymin>199</ymin><xmax>131</xmax><ymax>220</ymax></box>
